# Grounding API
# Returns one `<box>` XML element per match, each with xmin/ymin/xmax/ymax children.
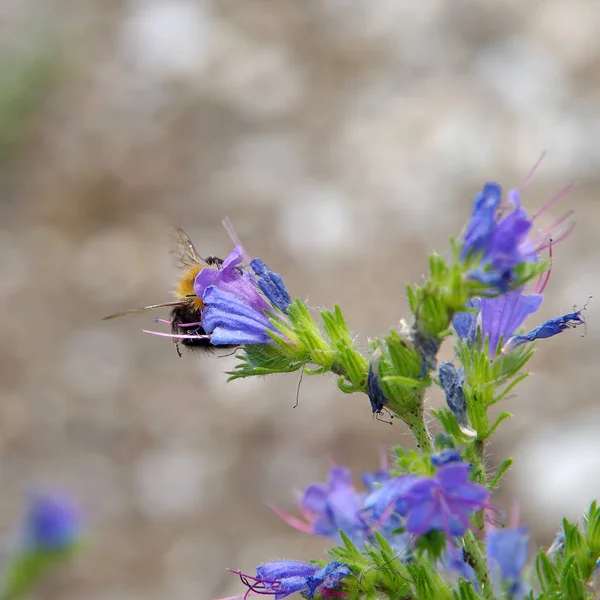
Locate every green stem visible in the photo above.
<box><xmin>401</xmin><ymin>407</ymin><xmax>434</xmax><ymax>453</ymax></box>
<box><xmin>464</xmin><ymin>530</ymin><xmax>494</xmax><ymax>599</ymax></box>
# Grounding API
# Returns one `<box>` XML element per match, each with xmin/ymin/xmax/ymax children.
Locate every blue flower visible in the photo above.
<box><xmin>24</xmin><ymin>492</ymin><xmax>81</xmax><ymax>551</ymax></box>
<box><xmin>230</xmin><ymin>560</ymin><xmax>351</xmax><ymax>599</ymax></box>
<box><xmin>274</xmin><ymin>466</ymin><xmax>375</xmax><ymax>545</ymax></box>
<box><xmin>486</xmin><ymin>527</ymin><xmax>529</xmax><ymax>598</ymax></box>
<box><xmin>462</xmin><ymin>185</ymin><xmax>533</xmax><ymax>290</ymax></box>
<box><xmin>454</xmin><ymin>289</ymin><xmax>586</xmax><ymax>357</ymax></box>
<box><xmin>295</xmin><ymin>465</ymin><xmax>369</xmax><ymax>545</ymax></box>
<box><xmin>461</xmin><ymin>182</ymin><xmax>573</xmax><ymax>291</ymax></box>
<box><xmin>274</xmin><ymin>462</ymin><xmax>410</xmax><ymax>553</ymax></box>
<box><xmin>402</xmin><ymin>463</ymin><xmax>489</xmax><ymax>537</ymax></box>
<box><xmin>365</xmin><ymin>463</ymin><xmax>489</xmax><ymax>539</ymax></box>
<box><xmin>194</xmin><ymin>247</ymin><xmax>291</xmax><ymax>345</ymax></box>
<box><xmin>503</xmin><ymin>306</ymin><xmax>587</xmax><ymax>353</ymax></box>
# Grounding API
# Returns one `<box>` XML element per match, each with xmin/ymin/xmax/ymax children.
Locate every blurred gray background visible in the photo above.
<box><xmin>0</xmin><ymin>1</ymin><xmax>599</xmax><ymax>598</ymax></box>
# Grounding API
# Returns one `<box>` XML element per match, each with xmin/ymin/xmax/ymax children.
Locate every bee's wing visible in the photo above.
<box><xmin>103</xmin><ymin>301</ymin><xmax>183</xmax><ymax>320</ymax></box>
<box><xmin>171</xmin><ymin>227</ymin><xmax>204</xmax><ymax>268</ymax></box>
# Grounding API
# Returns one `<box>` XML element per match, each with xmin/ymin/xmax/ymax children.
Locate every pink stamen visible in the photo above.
<box><xmin>519</xmin><ymin>151</ymin><xmax>547</xmax><ymax>191</ymax></box>
<box><xmin>531</xmin><ymin>183</ymin><xmax>574</xmax><ymax>220</ymax></box>
<box><xmin>153</xmin><ymin>318</ymin><xmax>172</xmax><ymax>325</ymax></box>
<box><xmin>142</xmin><ymin>330</ymin><xmax>209</xmax><ymax>340</ymax></box>
<box><xmin>222</xmin><ymin>216</ymin><xmax>252</xmax><ymax>264</ymax></box>
<box><xmin>269</xmin><ymin>505</ymin><xmax>314</xmax><ymax>534</ymax></box>
<box><xmin>534</xmin><ymin>239</ymin><xmax>553</xmax><ymax>294</ymax></box>
<box><xmin>175</xmin><ymin>321</ymin><xmax>202</xmax><ymax>328</ymax></box>
<box><xmin>378</xmin><ymin>447</ymin><xmax>389</xmax><ymax>472</ymax></box>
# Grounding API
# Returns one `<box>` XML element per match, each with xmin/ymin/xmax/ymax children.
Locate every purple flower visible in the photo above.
<box><xmin>229</xmin><ymin>560</ymin><xmax>350</xmax><ymax>599</ymax></box>
<box><xmin>366</xmin><ymin>463</ymin><xmax>489</xmax><ymax>539</ymax></box>
<box><xmin>194</xmin><ymin>247</ymin><xmax>290</xmax><ymax>345</ymax></box>
<box><xmin>274</xmin><ymin>466</ymin><xmax>374</xmax><ymax>546</ymax></box>
<box><xmin>461</xmin><ymin>182</ymin><xmax>573</xmax><ymax>291</ymax></box>
<box><xmin>274</xmin><ymin>461</ymin><xmax>410</xmax><ymax>553</ymax></box>
<box><xmin>24</xmin><ymin>492</ymin><xmax>81</xmax><ymax>551</ymax></box>
<box><xmin>486</xmin><ymin>527</ymin><xmax>529</xmax><ymax>598</ymax></box>
<box><xmin>454</xmin><ymin>288</ymin><xmax>586</xmax><ymax>357</ymax></box>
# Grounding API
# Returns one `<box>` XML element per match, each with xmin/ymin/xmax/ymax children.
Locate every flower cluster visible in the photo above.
<box><xmin>101</xmin><ymin>167</ymin><xmax>596</xmax><ymax>600</ymax></box>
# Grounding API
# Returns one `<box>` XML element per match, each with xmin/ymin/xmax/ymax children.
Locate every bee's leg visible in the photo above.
<box><xmin>174</xmin><ymin>339</ymin><xmax>182</xmax><ymax>358</ymax></box>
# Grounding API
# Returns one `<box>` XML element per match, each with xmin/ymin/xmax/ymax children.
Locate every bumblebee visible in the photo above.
<box><xmin>103</xmin><ymin>227</ymin><xmax>226</xmax><ymax>357</ymax></box>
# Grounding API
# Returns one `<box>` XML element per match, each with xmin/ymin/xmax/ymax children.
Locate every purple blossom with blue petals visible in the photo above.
<box><xmin>274</xmin><ymin>462</ymin><xmax>410</xmax><ymax>553</ymax></box>
<box><xmin>364</xmin><ymin>463</ymin><xmax>489</xmax><ymax>539</ymax></box>
<box><xmin>486</xmin><ymin>527</ymin><xmax>530</xmax><ymax>598</ymax></box>
<box><xmin>454</xmin><ymin>284</ymin><xmax>587</xmax><ymax>357</ymax></box>
<box><xmin>461</xmin><ymin>181</ymin><xmax>573</xmax><ymax>291</ymax></box>
<box><xmin>401</xmin><ymin>463</ymin><xmax>489</xmax><ymax>537</ymax></box>
<box><xmin>228</xmin><ymin>560</ymin><xmax>350</xmax><ymax>599</ymax></box>
<box><xmin>24</xmin><ymin>492</ymin><xmax>81</xmax><ymax>551</ymax></box>
<box><xmin>194</xmin><ymin>246</ymin><xmax>291</xmax><ymax>346</ymax></box>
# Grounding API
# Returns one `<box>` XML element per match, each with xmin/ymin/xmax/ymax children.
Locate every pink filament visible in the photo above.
<box><xmin>520</xmin><ymin>151</ymin><xmax>547</xmax><ymax>191</ymax></box>
<box><xmin>534</xmin><ymin>239</ymin><xmax>553</xmax><ymax>295</ymax></box>
<box><xmin>531</xmin><ymin>184</ymin><xmax>574</xmax><ymax>220</ymax></box>
<box><xmin>142</xmin><ymin>329</ymin><xmax>209</xmax><ymax>340</ymax></box>
<box><xmin>153</xmin><ymin>318</ymin><xmax>172</xmax><ymax>325</ymax></box>
<box><xmin>269</xmin><ymin>504</ymin><xmax>314</xmax><ymax>534</ymax></box>
<box><xmin>222</xmin><ymin>216</ymin><xmax>252</xmax><ymax>264</ymax></box>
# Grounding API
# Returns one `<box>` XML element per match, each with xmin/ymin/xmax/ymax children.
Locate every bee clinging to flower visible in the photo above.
<box><xmin>103</xmin><ymin>222</ymin><xmax>293</xmax><ymax>356</ymax></box>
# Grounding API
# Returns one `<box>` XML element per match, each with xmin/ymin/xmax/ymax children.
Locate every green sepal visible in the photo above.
<box><xmin>286</xmin><ymin>299</ymin><xmax>334</xmax><ymax>368</ymax></box>
<box><xmin>321</xmin><ymin>305</ymin><xmax>369</xmax><ymax>389</ymax></box>
<box><xmin>489</xmin><ymin>458</ymin><xmax>513</xmax><ymax>490</ymax></box>
<box><xmin>453</xmin><ymin>578</ymin><xmax>485</xmax><ymax>600</ymax></box>
<box><xmin>377</xmin><ymin>331</ymin><xmax>431</xmax><ymax>418</ymax></box>
<box><xmin>481</xmin><ymin>411</ymin><xmax>512</xmax><ymax>441</ymax></box>
<box><xmin>227</xmin><ymin>343</ymin><xmax>305</xmax><ymax>380</ymax></box>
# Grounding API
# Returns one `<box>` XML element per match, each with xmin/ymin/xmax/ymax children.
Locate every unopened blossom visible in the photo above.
<box><xmin>226</xmin><ymin>560</ymin><xmax>351</xmax><ymax>599</ymax></box>
<box><xmin>195</xmin><ymin>246</ymin><xmax>291</xmax><ymax>345</ymax></box>
<box><xmin>438</xmin><ymin>362</ymin><xmax>475</xmax><ymax>437</ymax></box>
<box><xmin>430</xmin><ymin>448</ymin><xmax>463</xmax><ymax>468</ymax></box>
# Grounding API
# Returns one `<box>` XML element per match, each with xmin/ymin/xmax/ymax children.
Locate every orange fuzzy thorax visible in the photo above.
<box><xmin>174</xmin><ymin>265</ymin><xmax>204</xmax><ymax>311</ymax></box>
